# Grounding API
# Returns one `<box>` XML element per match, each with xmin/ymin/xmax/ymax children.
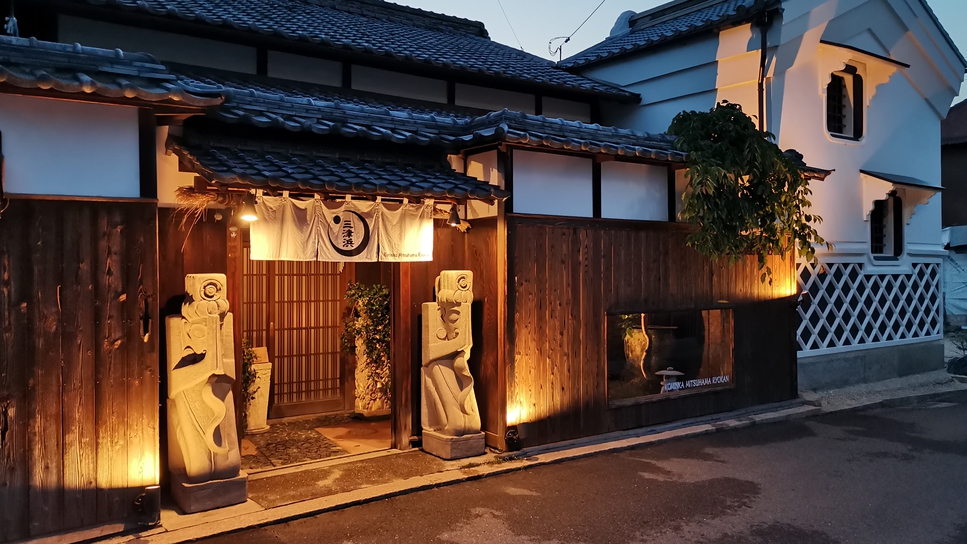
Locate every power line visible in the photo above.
<box><xmin>549</xmin><ymin>0</ymin><xmax>608</xmax><ymax>60</ymax></box>
<box><xmin>495</xmin><ymin>0</ymin><xmax>525</xmax><ymax>51</ymax></box>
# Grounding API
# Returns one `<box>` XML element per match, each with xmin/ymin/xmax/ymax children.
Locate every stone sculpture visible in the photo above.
<box><xmin>421</xmin><ymin>270</ymin><xmax>485</xmax><ymax>459</ymax></box>
<box><xmin>166</xmin><ymin>274</ymin><xmax>247</xmax><ymax>513</ymax></box>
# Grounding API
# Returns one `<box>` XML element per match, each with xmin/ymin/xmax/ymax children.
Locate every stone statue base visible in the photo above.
<box><xmin>171</xmin><ymin>472</ymin><xmax>248</xmax><ymax>514</ymax></box>
<box><xmin>422</xmin><ymin>430</ymin><xmax>485</xmax><ymax>460</ymax></box>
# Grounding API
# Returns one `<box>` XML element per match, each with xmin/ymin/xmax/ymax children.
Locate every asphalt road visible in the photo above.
<box><xmin>205</xmin><ymin>391</ymin><xmax>967</xmax><ymax>544</ymax></box>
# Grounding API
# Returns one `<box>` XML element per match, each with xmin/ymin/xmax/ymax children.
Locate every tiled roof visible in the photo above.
<box><xmin>167</xmin><ymin>132</ymin><xmax>511</xmax><ymax>202</ymax></box>
<box><xmin>475</xmin><ymin>110</ymin><xmax>685</xmax><ymax>161</ymax></box>
<box><xmin>174</xmin><ymin>69</ymin><xmax>684</xmax><ymax>162</ymax></box>
<box><xmin>66</xmin><ymin>0</ymin><xmax>636</xmax><ymax>100</ymax></box>
<box><xmin>560</xmin><ymin>0</ymin><xmax>774</xmax><ymax>69</ymax></box>
<box><xmin>0</xmin><ymin>35</ymin><xmax>220</xmax><ymax>105</ymax></box>
<box><xmin>942</xmin><ymin>100</ymin><xmax>967</xmax><ymax>146</ymax></box>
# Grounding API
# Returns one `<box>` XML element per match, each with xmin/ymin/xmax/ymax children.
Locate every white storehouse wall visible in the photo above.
<box><xmin>577</xmin><ymin>0</ymin><xmax>964</xmax><ymax>360</ymax></box>
<box><xmin>0</xmin><ymin>94</ymin><xmax>141</xmax><ymax>198</ymax></box>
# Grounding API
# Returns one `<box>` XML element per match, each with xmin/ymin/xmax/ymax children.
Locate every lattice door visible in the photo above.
<box><xmin>241</xmin><ymin>246</ymin><xmax>349</xmax><ymax>417</ymax></box>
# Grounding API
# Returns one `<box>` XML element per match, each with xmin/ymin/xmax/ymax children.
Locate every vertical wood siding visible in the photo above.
<box><xmin>391</xmin><ymin>217</ymin><xmax>504</xmax><ymax>449</ymax></box>
<box><xmin>507</xmin><ymin>216</ymin><xmax>797</xmax><ymax>447</ymax></box>
<box><xmin>0</xmin><ymin>198</ymin><xmax>159</xmax><ymax>541</ymax></box>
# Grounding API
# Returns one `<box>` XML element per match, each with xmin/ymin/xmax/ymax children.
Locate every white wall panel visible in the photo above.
<box><xmin>156</xmin><ymin>126</ymin><xmax>197</xmax><ymax>207</ymax></box>
<box><xmin>542</xmin><ymin>97</ymin><xmax>591</xmax><ymax>122</ymax></box>
<box><xmin>512</xmin><ymin>151</ymin><xmax>592</xmax><ymax>217</ymax></box>
<box><xmin>601</xmin><ymin>161</ymin><xmax>669</xmax><ymax>221</ymax></box>
<box><xmin>465</xmin><ymin>150</ymin><xmax>501</xmax><ymax>219</ymax></box>
<box><xmin>59</xmin><ymin>15</ymin><xmax>257</xmax><ymax>73</ymax></box>
<box><xmin>0</xmin><ymin>95</ymin><xmax>140</xmax><ymax>198</ymax></box>
<box><xmin>268</xmin><ymin>51</ymin><xmax>342</xmax><ymax>86</ymax></box>
<box><xmin>352</xmin><ymin>65</ymin><xmax>446</xmax><ymax>103</ymax></box>
<box><xmin>455</xmin><ymin>84</ymin><xmax>534</xmax><ymax>113</ymax></box>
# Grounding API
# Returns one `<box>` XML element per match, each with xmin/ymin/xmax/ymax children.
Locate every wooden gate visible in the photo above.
<box><xmin>240</xmin><ymin>246</ymin><xmax>352</xmax><ymax>417</ymax></box>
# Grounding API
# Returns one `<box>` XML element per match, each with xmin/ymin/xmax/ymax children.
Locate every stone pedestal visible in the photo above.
<box><xmin>245</xmin><ymin>361</ymin><xmax>272</xmax><ymax>434</ymax></box>
<box><xmin>171</xmin><ymin>472</ymin><xmax>248</xmax><ymax>514</ymax></box>
<box><xmin>422</xmin><ymin>430</ymin><xmax>485</xmax><ymax>460</ymax></box>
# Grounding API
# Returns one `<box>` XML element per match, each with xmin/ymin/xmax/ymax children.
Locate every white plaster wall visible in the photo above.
<box><xmin>464</xmin><ymin>150</ymin><xmax>501</xmax><ymax>219</ymax></box>
<box><xmin>542</xmin><ymin>97</ymin><xmax>592</xmax><ymax>122</ymax></box>
<box><xmin>0</xmin><ymin>94</ymin><xmax>140</xmax><ymax>198</ymax></box>
<box><xmin>267</xmin><ymin>51</ymin><xmax>342</xmax><ymax>86</ymax></box>
<box><xmin>455</xmin><ymin>84</ymin><xmax>534</xmax><ymax>113</ymax></box>
<box><xmin>352</xmin><ymin>66</ymin><xmax>447</xmax><ymax>103</ymax></box>
<box><xmin>773</xmin><ymin>37</ymin><xmax>947</xmax><ymax>254</ymax></box>
<box><xmin>512</xmin><ymin>150</ymin><xmax>592</xmax><ymax>217</ymax></box>
<box><xmin>58</xmin><ymin>16</ymin><xmax>257</xmax><ymax>73</ymax></box>
<box><xmin>156</xmin><ymin>126</ymin><xmax>197</xmax><ymax>208</ymax></box>
<box><xmin>600</xmin><ymin>161</ymin><xmax>668</xmax><ymax>221</ymax></box>
<box><xmin>580</xmin><ymin>0</ymin><xmax>965</xmax><ymax>259</ymax></box>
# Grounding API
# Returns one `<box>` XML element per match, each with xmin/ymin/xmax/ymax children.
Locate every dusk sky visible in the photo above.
<box><xmin>393</xmin><ymin>0</ymin><xmax>967</xmax><ymax>101</ymax></box>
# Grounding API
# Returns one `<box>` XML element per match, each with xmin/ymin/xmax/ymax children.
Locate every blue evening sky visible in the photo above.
<box><xmin>392</xmin><ymin>0</ymin><xmax>967</xmax><ymax>102</ymax></box>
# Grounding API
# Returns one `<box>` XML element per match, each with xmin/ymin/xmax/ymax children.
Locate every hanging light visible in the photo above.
<box><xmin>238</xmin><ymin>193</ymin><xmax>258</xmax><ymax>222</ymax></box>
<box><xmin>447</xmin><ymin>202</ymin><xmax>461</xmax><ymax>227</ymax></box>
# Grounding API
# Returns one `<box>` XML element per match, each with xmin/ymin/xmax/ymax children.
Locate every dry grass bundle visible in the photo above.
<box><xmin>173</xmin><ymin>186</ymin><xmax>246</xmax><ymax>251</ymax></box>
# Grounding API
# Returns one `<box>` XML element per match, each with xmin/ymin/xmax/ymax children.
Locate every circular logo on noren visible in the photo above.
<box><xmin>328</xmin><ymin>210</ymin><xmax>372</xmax><ymax>257</ymax></box>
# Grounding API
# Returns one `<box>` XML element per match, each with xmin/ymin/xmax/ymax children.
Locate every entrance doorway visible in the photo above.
<box><xmin>239</xmin><ymin>245</ymin><xmax>353</xmax><ymax>418</ymax></box>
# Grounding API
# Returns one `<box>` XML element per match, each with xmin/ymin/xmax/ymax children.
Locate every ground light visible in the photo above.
<box><xmin>133</xmin><ymin>485</ymin><xmax>161</xmax><ymax>526</ymax></box>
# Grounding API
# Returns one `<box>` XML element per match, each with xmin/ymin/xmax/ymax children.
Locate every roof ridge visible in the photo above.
<box><xmin>629</xmin><ymin>0</ymin><xmax>728</xmax><ymax>27</ymax></box>
<box><xmin>0</xmin><ymin>34</ymin><xmax>163</xmax><ymax>65</ymax></box>
<box><xmin>301</xmin><ymin>0</ymin><xmax>490</xmax><ymax>38</ymax></box>
<box><xmin>559</xmin><ymin>0</ymin><xmax>769</xmax><ymax>69</ymax></box>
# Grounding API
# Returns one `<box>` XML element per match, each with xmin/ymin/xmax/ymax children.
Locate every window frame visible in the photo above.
<box><xmin>826</xmin><ymin>64</ymin><xmax>865</xmax><ymax>141</ymax></box>
<box><xmin>870</xmin><ymin>192</ymin><xmax>904</xmax><ymax>259</ymax></box>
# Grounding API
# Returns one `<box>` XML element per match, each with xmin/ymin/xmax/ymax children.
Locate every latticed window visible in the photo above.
<box><xmin>827</xmin><ymin>74</ymin><xmax>848</xmax><ymax>134</ymax></box>
<box><xmin>870</xmin><ymin>194</ymin><xmax>903</xmax><ymax>257</ymax></box>
<box><xmin>826</xmin><ymin>65</ymin><xmax>864</xmax><ymax>139</ymax></box>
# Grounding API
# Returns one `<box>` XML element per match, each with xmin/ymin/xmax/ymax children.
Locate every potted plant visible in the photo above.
<box><xmin>342</xmin><ymin>283</ymin><xmax>391</xmax><ymax>417</ymax></box>
<box><xmin>619</xmin><ymin>313</ymin><xmax>650</xmax><ymax>379</ymax></box>
<box><xmin>242</xmin><ymin>339</ymin><xmax>272</xmax><ymax>434</ymax></box>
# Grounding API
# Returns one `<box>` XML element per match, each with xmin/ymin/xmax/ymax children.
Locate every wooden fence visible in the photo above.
<box><xmin>506</xmin><ymin>215</ymin><xmax>798</xmax><ymax>447</ymax></box>
<box><xmin>386</xmin><ymin>216</ymin><xmax>505</xmax><ymax>449</ymax></box>
<box><xmin>0</xmin><ymin>198</ymin><xmax>159</xmax><ymax>541</ymax></box>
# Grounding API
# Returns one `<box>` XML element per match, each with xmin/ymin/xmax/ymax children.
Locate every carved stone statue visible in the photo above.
<box><xmin>421</xmin><ymin>270</ymin><xmax>485</xmax><ymax>459</ymax></box>
<box><xmin>166</xmin><ymin>274</ymin><xmax>247</xmax><ymax>513</ymax></box>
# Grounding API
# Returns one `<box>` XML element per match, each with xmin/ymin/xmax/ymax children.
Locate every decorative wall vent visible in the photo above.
<box><xmin>797</xmin><ymin>261</ymin><xmax>942</xmax><ymax>352</ymax></box>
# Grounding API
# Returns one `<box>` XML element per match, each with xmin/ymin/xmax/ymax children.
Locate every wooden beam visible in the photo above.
<box><xmin>139</xmin><ymin>109</ymin><xmax>158</xmax><ymax>200</ymax></box>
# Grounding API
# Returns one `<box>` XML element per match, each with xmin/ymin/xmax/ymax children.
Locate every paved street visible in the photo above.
<box><xmin>205</xmin><ymin>392</ymin><xmax>967</xmax><ymax>544</ymax></box>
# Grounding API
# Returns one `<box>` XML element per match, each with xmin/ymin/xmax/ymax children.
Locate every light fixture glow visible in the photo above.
<box><xmin>447</xmin><ymin>202</ymin><xmax>461</xmax><ymax>227</ymax></box>
<box><xmin>238</xmin><ymin>193</ymin><xmax>258</xmax><ymax>222</ymax></box>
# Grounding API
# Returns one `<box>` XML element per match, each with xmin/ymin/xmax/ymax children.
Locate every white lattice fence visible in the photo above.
<box><xmin>797</xmin><ymin>261</ymin><xmax>942</xmax><ymax>352</ymax></box>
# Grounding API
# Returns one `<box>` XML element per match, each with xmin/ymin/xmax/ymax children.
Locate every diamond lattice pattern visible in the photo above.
<box><xmin>797</xmin><ymin>261</ymin><xmax>942</xmax><ymax>352</ymax></box>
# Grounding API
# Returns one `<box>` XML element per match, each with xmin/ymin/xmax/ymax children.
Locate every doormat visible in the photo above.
<box><xmin>315</xmin><ymin>419</ymin><xmax>392</xmax><ymax>455</ymax></box>
<box><xmin>242</xmin><ymin>414</ymin><xmax>352</xmax><ymax>470</ymax></box>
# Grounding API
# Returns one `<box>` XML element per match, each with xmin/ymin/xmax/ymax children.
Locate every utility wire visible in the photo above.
<box><xmin>495</xmin><ymin>0</ymin><xmax>525</xmax><ymax>51</ymax></box>
<box><xmin>549</xmin><ymin>0</ymin><xmax>608</xmax><ymax>60</ymax></box>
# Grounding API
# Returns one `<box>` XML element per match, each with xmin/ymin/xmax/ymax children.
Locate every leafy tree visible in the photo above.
<box><xmin>667</xmin><ymin>101</ymin><xmax>828</xmax><ymax>282</ymax></box>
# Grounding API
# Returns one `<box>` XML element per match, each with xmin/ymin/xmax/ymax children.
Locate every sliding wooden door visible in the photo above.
<box><xmin>240</xmin><ymin>246</ymin><xmax>353</xmax><ymax>417</ymax></box>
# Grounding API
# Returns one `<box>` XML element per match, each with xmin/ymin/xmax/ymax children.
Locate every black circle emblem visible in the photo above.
<box><xmin>328</xmin><ymin>210</ymin><xmax>372</xmax><ymax>258</ymax></box>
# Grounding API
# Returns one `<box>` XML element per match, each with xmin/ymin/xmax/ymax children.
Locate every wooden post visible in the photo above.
<box><xmin>226</xmin><ymin>220</ymin><xmax>244</xmax><ymax>437</ymax></box>
<box><xmin>391</xmin><ymin>262</ymin><xmax>412</xmax><ymax>450</ymax></box>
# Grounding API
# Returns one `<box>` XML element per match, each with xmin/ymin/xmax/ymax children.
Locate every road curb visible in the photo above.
<box><xmin>107</xmin><ymin>401</ymin><xmax>819</xmax><ymax>543</ymax></box>
<box><xmin>816</xmin><ymin>387</ymin><xmax>967</xmax><ymax>415</ymax></box>
<box><xmin>104</xmin><ymin>388</ymin><xmax>964</xmax><ymax>544</ymax></box>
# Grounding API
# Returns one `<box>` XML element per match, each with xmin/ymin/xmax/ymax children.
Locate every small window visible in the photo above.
<box><xmin>827</xmin><ymin>65</ymin><xmax>864</xmax><ymax>140</ymax></box>
<box><xmin>871</xmin><ymin>193</ymin><xmax>903</xmax><ymax>258</ymax></box>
